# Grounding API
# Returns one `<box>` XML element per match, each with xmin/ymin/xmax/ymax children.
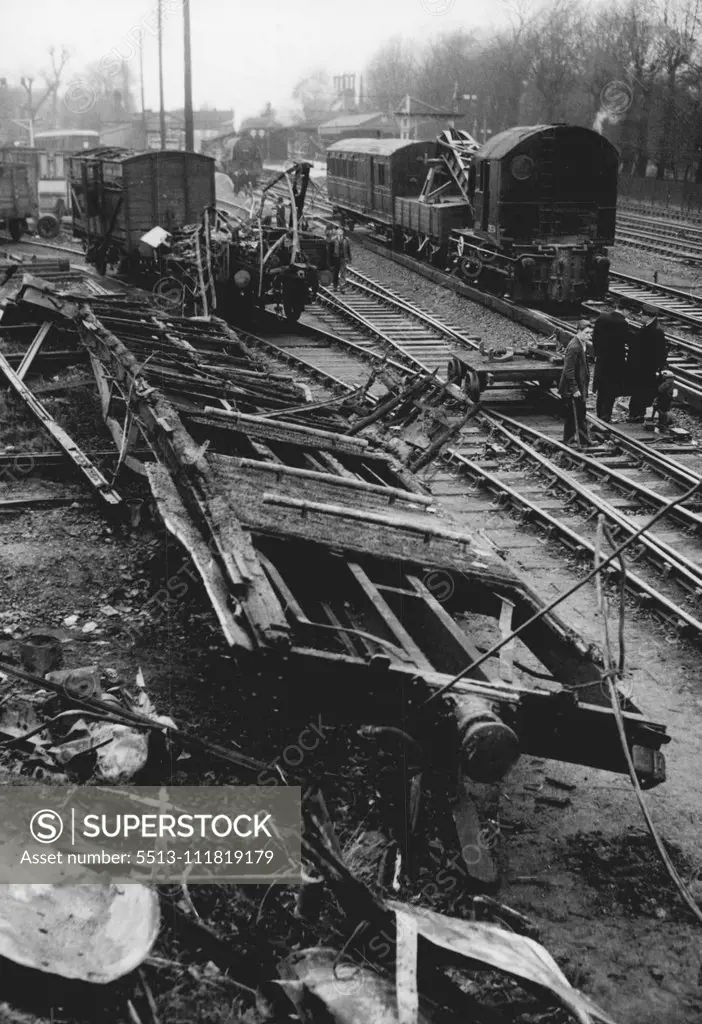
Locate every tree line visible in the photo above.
<box><xmin>362</xmin><ymin>0</ymin><xmax>702</xmax><ymax>182</ymax></box>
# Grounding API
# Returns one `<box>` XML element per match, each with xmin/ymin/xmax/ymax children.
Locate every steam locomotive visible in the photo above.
<box><xmin>327</xmin><ymin>125</ymin><xmax>618</xmax><ymax>304</ymax></box>
<box><xmin>222</xmin><ymin>135</ymin><xmax>264</xmax><ymax>191</ymax></box>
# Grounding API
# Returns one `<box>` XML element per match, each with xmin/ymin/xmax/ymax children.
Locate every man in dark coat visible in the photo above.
<box><xmin>276</xmin><ymin>198</ymin><xmax>287</xmax><ymax>229</ymax></box>
<box><xmin>592</xmin><ymin>307</ymin><xmax>629</xmax><ymax>421</ymax></box>
<box><xmin>558</xmin><ymin>322</ymin><xmax>591</xmax><ymax>446</ymax></box>
<box><xmin>627</xmin><ymin>316</ymin><xmax>667</xmax><ymax>422</ymax></box>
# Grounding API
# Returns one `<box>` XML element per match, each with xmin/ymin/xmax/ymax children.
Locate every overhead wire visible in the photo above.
<box><xmin>595</xmin><ymin>517</ymin><xmax>702</xmax><ymax>926</ymax></box>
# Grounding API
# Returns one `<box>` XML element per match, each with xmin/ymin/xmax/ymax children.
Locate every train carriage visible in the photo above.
<box><xmin>327</xmin><ymin>125</ymin><xmax>619</xmax><ymax>305</ymax></box>
<box><xmin>70</xmin><ymin>148</ymin><xmax>216</xmax><ymax>274</ymax></box>
<box><xmin>327</xmin><ymin>139</ymin><xmax>434</xmax><ymax>226</ymax></box>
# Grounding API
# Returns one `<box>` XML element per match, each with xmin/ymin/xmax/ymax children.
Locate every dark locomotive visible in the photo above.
<box><xmin>327</xmin><ymin>125</ymin><xmax>618</xmax><ymax>305</ymax></box>
<box><xmin>70</xmin><ymin>147</ymin><xmax>319</xmax><ymax>323</ymax></box>
<box><xmin>221</xmin><ymin>135</ymin><xmax>263</xmax><ymax>191</ymax></box>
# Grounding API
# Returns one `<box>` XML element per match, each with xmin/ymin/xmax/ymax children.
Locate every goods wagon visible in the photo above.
<box><xmin>0</xmin><ymin>147</ymin><xmax>61</xmax><ymax>240</ymax></box>
<box><xmin>0</xmin><ymin>148</ymin><xmax>38</xmax><ymax>240</ymax></box>
<box><xmin>327</xmin><ymin>125</ymin><xmax>618</xmax><ymax>305</ymax></box>
<box><xmin>70</xmin><ymin>148</ymin><xmax>216</xmax><ymax>274</ymax></box>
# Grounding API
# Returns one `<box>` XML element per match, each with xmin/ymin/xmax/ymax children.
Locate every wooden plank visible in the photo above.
<box><xmin>146</xmin><ymin>464</ymin><xmax>254</xmax><ymax>651</ymax></box>
<box><xmin>0</xmin><ymin>350</ymin><xmax>122</xmax><ymax>507</ymax></box>
<box><xmin>261</xmin><ymin>493</ymin><xmax>482</xmax><ymax>544</ymax></box>
<box><xmin>498</xmin><ymin>599</ymin><xmax>516</xmax><ymax>683</ymax></box>
<box><xmin>405</xmin><ymin>573</ymin><xmax>491</xmax><ymax>680</ymax></box>
<box><xmin>314</xmin><ymin>451</ymin><xmax>358</xmax><ymax>480</ymax></box>
<box><xmin>16</xmin><ymin>322</ymin><xmax>53</xmax><ymax>381</ymax></box>
<box><xmin>88</xmin><ymin>353</ymin><xmax>146</xmax><ymax>476</ymax></box>
<box><xmin>347</xmin><ymin>561</ymin><xmax>434</xmax><ymax>672</ymax></box>
<box><xmin>196</xmin><ymin>407</ymin><xmax>372</xmax><ymax>454</ymax></box>
<box><xmin>211</xmin><ymin>455</ymin><xmax>433</xmax><ymax>508</ymax></box>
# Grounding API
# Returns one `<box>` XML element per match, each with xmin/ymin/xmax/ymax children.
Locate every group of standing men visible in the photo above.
<box><xmin>558</xmin><ymin>307</ymin><xmax>671</xmax><ymax>446</ymax></box>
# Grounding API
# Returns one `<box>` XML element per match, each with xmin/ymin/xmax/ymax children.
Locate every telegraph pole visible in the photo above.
<box><xmin>139</xmin><ymin>45</ymin><xmax>147</xmax><ymax>144</ymax></box>
<box><xmin>183</xmin><ymin>0</ymin><xmax>194</xmax><ymax>151</ymax></box>
<box><xmin>158</xmin><ymin>0</ymin><xmax>166</xmax><ymax>148</ymax></box>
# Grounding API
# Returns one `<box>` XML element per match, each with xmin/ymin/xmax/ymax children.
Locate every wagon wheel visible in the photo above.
<box><xmin>460</xmin><ymin>255</ymin><xmax>483</xmax><ymax>281</ymax></box>
<box><xmin>153</xmin><ymin>276</ymin><xmax>186</xmax><ymax>311</ymax></box>
<box><xmin>476</xmin><ymin>241</ymin><xmax>498</xmax><ymax>264</ymax></box>
<box><xmin>463</xmin><ymin>369</ymin><xmax>481</xmax><ymax>402</ymax></box>
<box><xmin>36</xmin><ymin>215</ymin><xmax>60</xmax><ymax>240</ymax></box>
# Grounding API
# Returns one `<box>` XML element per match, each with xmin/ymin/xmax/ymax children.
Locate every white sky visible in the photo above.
<box><xmin>0</xmin><ymin>0</ymin><xmax>507</xmax><ymax>123</ymax></box>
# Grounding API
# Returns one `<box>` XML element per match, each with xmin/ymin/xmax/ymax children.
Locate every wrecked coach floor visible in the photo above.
<box><xmin>0</xmin><ymin>271</ymin><xmax>695</xmax><ymax>1023</ymax></box>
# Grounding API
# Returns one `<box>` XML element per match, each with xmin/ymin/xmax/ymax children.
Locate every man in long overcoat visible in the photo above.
<box><xmin>558</xmin><ymin>321</ymin><xmax>592</xmax><ymax>446</ymax></box>
<box><xmin>627</xmin><ymin>316</ymin><xmax>667</xmax><ymax>422</ymax></box>
<box><xmin>592</xmin><ymin>307</ymin><xmax>629</xmax><ymax>421</ymax></box>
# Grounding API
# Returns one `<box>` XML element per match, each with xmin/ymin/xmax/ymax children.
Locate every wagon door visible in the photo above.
<box><xmin>367</xmin><ymin>156</ymin><xmax>375</xmax><ymax>210</ymax></box>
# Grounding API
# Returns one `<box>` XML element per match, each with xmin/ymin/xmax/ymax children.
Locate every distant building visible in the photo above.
<box><xmin>239</xmin><ymin>115</ymin><xmax>288</xmax><ymax>162</ymax></box>
<box><xmin>200</xmin><ymin>130</ymin><xmax>238</xmax><ymax>164</ymax></box>
<box><xmin>98</xmin><ymin>110</ymin><xmax>234</xmax><ymax>154</ymax></box>
<box><xmin>395</xmin><ymin>96</ymin><xmax>462</xmax><ymax>141</ymax></box>
<box><xmin>289</xmin><ymin>122</ymin><xmax>328</xmax><ymax>162</ymax></box>
<box><xmin>318</xmin><ymin>112</ymin><xmax>399</xmax><ymax>146</ymax></box>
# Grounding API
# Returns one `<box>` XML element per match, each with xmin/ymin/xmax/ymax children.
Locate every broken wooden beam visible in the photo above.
<box><xmin>16</xmin><ymin>322</ymin><xmax>54</xmax><ymax>381</ymax></box>
<box><xmin>0</xmin><ymin>350</ymin><xmax>122</xmax><ymax>508</ymax></box>
<box><xmin>79</xmin><ymin>309</ymin><xmax>290</xmax><ymax>649</ymax></box>
<box><xmin>211</xmin><ymin>456</ymin><xmax>434</xmax><ymax>510</ymax></box>
<box><xmin>408</xmin><ymin>403</ymin><xmax>481</xmax><ymax>472</ymax></box>
<box><xmin>198</xmin><ymin>407</ymin><xmax>372</xmax><ymax>455</ymax></box>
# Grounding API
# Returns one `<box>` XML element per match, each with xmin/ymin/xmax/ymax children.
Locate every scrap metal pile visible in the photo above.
<box><xmin>0</xmin><ymin>265</ymin><xmax>671</xmax><ymax>1023</ymax></box>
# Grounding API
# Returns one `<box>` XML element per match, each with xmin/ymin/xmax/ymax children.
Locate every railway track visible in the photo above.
<box><xmin>249</xmin><ymin>274</ymin><xmax>702</xmax><ymax>638</ymax></box>
<box><xmin>615</xmin><ymin>222</ymin><xmax>702</xmax><ymax>263</ymax></box>
<box><xmin>618</xmin><ymin>211</ymin><xmax>702</xmax><ymax>247</ymax></box>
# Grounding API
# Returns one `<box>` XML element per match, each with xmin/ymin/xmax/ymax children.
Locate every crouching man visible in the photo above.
<box><xmin>652</xmin><ymin>370</ymin><xmax>676</xmax><ymax>428</ymax></box>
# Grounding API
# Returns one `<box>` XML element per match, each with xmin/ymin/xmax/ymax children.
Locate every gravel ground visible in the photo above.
<box><xmin>351</xmin><ymin>244</ymin><xmax>542</xmax><ymax>351</ymax></box>
<box><xmin>611</xmin><ymin>242</ymin><xmax>702</xmax><ymax>293</ymax></box>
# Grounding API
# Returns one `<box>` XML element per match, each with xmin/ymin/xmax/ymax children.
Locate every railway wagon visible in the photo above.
<box><xmin>70</xmin><ymin>148</ymin><xmax>216</xmax><ymax>274</ymax></box>
<box><xmin>327</xmin><ymin>139</ymin><xmax>434</xmax><ymax>225</ymax></box>
<box><xmin>0</xmin><ymin>146</ymin><xmax>40</xmax><ymax>240</ymax></box>
<box><xmin>327</xmin><ymin>125</ymin><xmax>618</xmax><ymax>305</ymax></box>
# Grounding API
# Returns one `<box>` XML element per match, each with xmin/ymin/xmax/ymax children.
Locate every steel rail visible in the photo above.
<box><xmin>251</xmin><ymin>290</ymin><xmax>702</xmax><ymax>636</ymax></box>
<box><xmin>480</xmin><ymin>414</ymin><xmax>702</xmax><ymax>599</ymax></box>
<box><xmin>488</xmin><ymin>408</ymin><xmax>702</xmax><ymax>535</ymax></box>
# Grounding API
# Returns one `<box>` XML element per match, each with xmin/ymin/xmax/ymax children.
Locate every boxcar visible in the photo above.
<box><xmin>327</xmin><ymin>139</ymin><xmax>434</xmax><ymax>225</ymax></box>
<box><xmin>70</xmin><ymin>148</ymin><xmax>216</xmax><ymax>273</ymax></box>
<box><xmin>0</xmin><ymin>146</ymin><xmax>40</xmax><ymax>240</ymax></box>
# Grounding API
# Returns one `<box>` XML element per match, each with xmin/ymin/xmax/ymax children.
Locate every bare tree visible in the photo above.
<box><xmin>530</xmin><ymin>0</ymin><xmax>586</xmax><ymax>121</ymax></box>
<box><xmin>364</xmin><ymin>37</ymin><xmax>418</xmax><ymax>113</ymax></box>
<box><xmin>415</xmin><ymin>31</ymin><xmax>481</xmax><ymax>110</ymax></box>
<box><xmin>292</xmin><ymin>69</ymin><xmax>336</xmax><ymax>122</ymax></box>
<box><xmin>654</xmin><ymin>0</ymin><xmax>701</xmax><ymax>177</ymax></box>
